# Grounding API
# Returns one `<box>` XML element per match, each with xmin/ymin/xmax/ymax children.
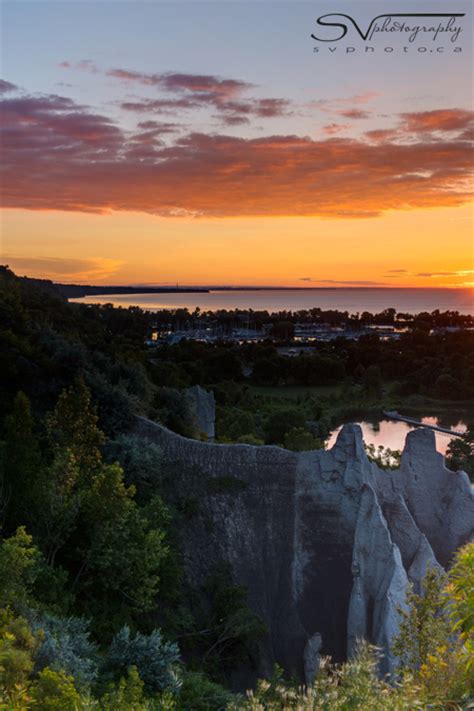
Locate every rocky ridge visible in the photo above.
<box><xmin>135</xmin><ymin>412</ymin><xmax>473</xmax><ymax>681</ymax></box>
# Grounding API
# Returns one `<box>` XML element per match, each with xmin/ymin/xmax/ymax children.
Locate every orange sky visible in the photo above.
<box><xmin>3</xmin><ymin>204</ymin><xmax>473</xmax><ymax>287</ymax></box>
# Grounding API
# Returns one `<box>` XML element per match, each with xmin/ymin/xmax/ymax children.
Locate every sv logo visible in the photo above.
<box><xmin>311</xmin><ymin>13</ymin><xmax>465</xmax><ymax>42</ymax></box>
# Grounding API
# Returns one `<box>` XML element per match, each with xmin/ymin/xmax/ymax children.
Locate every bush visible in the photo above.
<box><xmin>104</xmin><ymin>433</ymin><xmax>163</xmax><ymax>496</ymax></box>
<box><xmin>31</xmin><ymin>613</ymin><xmax>98</xmax><ymax>689</ymax></box>
<box><xmin>178</xmin><ymin>671</ymin><xmax>235</xmax><ymax>710</ymax></box>
<box><xmin>29</xmin><ymin>667</ymin><xmax>83</xmax><ymax>710</ymax></box>
<box><xmin>106</xmin><ymin>626</ymin><xmax>180</xmax><ymax>693</ymax></box>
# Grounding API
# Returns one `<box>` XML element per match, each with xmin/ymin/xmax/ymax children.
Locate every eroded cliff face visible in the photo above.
<box><xmin>134</xmin><ymin>416</ymin><xmax>474</xmax><ymax>681</ymax></box>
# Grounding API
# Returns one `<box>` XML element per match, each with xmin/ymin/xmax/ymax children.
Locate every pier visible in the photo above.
<box><xmin>382</xmin><ymin>411</ymin><xmax>466</xmax><ymax>438</ymax></box>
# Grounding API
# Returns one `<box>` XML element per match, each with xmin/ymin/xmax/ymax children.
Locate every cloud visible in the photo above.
<box><xmin>119</xmin><ymin>95</ymin><xmax>291</xmax><ymax>120</ymax></box>
<box><xmin>3</xmin><ymin>256</ymin><xmax>123</xmax><ymax>282</ymax></box>
<box><xmin>0</xmin><ymin>79</ymin><xmax>18</xmax><ymax>94</ymax></box>
<box><xmin>121</xmin><ymin>98</ymin><xmax>201</xmax><ymax>113</ymax></box>
<box><xmin>401</xmin><ymin>109</ymin><xmax>474</xmax><ymax>134</ymax></box>
<box><xmin>0</xmin><ymin>94</ymin><xmax>122</xmax><ymax>155</ymax></box>
<box><xmin>301</xmin><ymin>277</ymin><xmax>386</xmax><ymax>285</ymax></box>
<box><xmin>137</xmin><ymin>120</ymin><xmax>180</xmax><ymax>132</ymax></box>
<box><xmin>317</xmin><ymin>279</ymin><xmax>387</xmax><ymax>285</ymax></box>
<box><xmin>367</xmin><ymin>109</ymin><xmax>474</xmax><ymax>144</ymax></box>
<box><xmin>62</xmin><ymin>62</ymin><xmax>291</xmax><ymax>122</ymax></box>
<box><xmin>108</xmin><ymin>69</ymin><xmax>253</xmax><ymax>98</ymax></box>
<box><xmin>387</xmin><ymin>269</ymin><xmax>407</xmax><ymax>273</ymax></box>
<box><xmin>417</xmin><ymin>270</ymin><xmax>474</xmax><ymax>278</ymax></box>
<box><xmin>1</xmin><ymin>90</ymin><xmax>473</xmax><ymax>217</ymax></box>
<box><xmin>311</xmin><ymin>92</ymin><xmax>378</xmax><ymax>118</ymax></box>
<box><xmin>60</xmin><ymin>59</ymin><xmax>99</xmax><ymax>73</ymax></box>
<box><xmin>322</xmin><ymin>123</ymin><xmax>350</xmax><ymax>135</ymax></box>
<box><xmin>339</xmin><ymin>109</ymin><xmax>370</xmax><ymax>120</ymax></box>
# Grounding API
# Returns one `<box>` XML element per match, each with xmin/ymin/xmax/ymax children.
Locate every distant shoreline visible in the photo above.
<box><xmin>61</xmin><ymin>284</ymin><xmax>471</xmax><ymax>299</ymax></box>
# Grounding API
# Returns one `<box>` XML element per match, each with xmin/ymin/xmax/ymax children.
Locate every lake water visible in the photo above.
<box><xmin>72</xmin><ymin>287</ymin><xmax>473</xmax><ymax>315</ymax></box>
<box><xmin>326</xmin><ymin>417</ymin><xmax>467</xmax><ymax>456</ymax></box>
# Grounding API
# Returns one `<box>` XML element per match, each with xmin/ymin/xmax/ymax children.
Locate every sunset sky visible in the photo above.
<box><xmin>1</xmin><ymin>0</ymin><xmax>473</xmax><ymax>287</ymax></box>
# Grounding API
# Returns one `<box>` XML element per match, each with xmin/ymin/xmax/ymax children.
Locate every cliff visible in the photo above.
<box><xmin>134</xmin><ymin>416</ymin><xmax>474</xmax><ymax>682</ymax></box>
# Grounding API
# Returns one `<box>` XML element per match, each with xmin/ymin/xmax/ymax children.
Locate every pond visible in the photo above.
<box><xmin>326</xmin><ymin>416</ymin><xmax>468</xmax><ymax>456</ymax></box>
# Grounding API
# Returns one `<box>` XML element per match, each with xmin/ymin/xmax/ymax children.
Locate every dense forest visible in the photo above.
<box><xmin>0</xmin><ymin>265</ymin><xmax>473</xmax><ymax>709</ymax></box>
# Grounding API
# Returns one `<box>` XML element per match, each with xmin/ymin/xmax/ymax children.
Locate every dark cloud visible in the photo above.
<box><xmin>62</xmin><ymin>63</ymin><xmax>291</xmax><ymax>122</ymax></box>
<box><xmin>121</xmin><ymin>98</ymin><xmax>201</xmax><ymax>113</ymax></box>
<box><xmin>0</xmin><ymin>79</ymin><xmax>18</xmax><ymax>94</ymax></box>
<box><xmin>108</xmin><ymin>69</ymin><xmax>253</xmax><ymax>98</ymax></box>
<box><xmin>137</xmin><ymin>120</ymin><xmax>180</xmax><ymax>132</ymax></box>
<box><xmin>339</xmin><ymin>109</ymin><xmax>370</xmax><ymax>120</ymax></box>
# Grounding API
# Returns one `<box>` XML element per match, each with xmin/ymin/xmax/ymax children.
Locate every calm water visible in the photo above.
<box><xmin>72</xmin><ymin>288</ymin><xmax>473</xmax><ymax>315</ymax></box>
<box><xmin>327</xmin><ymin>417</ymin><xmax>467</xmax><ymax>455</ymax></box>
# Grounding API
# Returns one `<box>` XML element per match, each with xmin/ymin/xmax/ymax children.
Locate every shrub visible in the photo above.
<box><xmin>31</xmin><ymin>613</ymin><xmax>98</xmax><ymax>689</ymax></box>
<box><xmin>29</xmin><ymin>667</ymin><xmax>83</xmax><ymax>710</ymax></box>
<box><xmin>106</xmin><ymin>626</ymin><xmax>180</xmax><ymax>693</ymax></box>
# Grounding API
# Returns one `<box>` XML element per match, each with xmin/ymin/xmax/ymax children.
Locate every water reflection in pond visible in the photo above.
<box><xmin>326</xmin><ymin>417</ymin><xmax>467</xmax><ymax>456</ymax></box>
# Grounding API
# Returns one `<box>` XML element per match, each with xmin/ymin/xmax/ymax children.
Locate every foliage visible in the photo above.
<box><xmin>30</xmin><ymin>613</ymin><xmax>98</xmax><ymax>689</ymax></box>
<box><xmin>0</xmin><ymin>609</ymin><xmax>39</xmax><ymax>696</ymax></box>
<box><xmin>154</xmin><ymin>387</ymin><xmax>198</xmax><ymax>438</ymax></box>
<box><xmin>283</xmin><ymin>428</ymin><xmax>324</xmax><ymax>452</ymax></box>
<box><xmin>393</xmin><ymin>565</ymin><xmax>472</xmax><ymax>707</ymax></box>
<box><xmin>0</xmin><ymin>392</ymin><xmax>42</xmax><ymax>531</ymax></box>
<box><xmin>1</xmin><ymin>268</ymin><xmax>473</xmax><ymax>710</ymax></box>
<box><xmin>100</xmin><ymin>665</ymin><xmax>151</xmax><ymax>710</ymax></box>
<box><xmin>189</xmin><ymin>572</ymin><xmax>266</xmax><ymax>678</ymax></box>
<box><xmin>364</xmin><ymin>444</ymin><xmax>401</xmax><ymax>470</ymax></box>
<box><xmin>446</xmin><ymin>427</ymin><xmax>474</xmax><ymax>480</ymax></box>
<box><xmin>103</xmin><ymin>433</ymin><xmax>163</xmax><ymax>499</ymax></box>
<box><xmin>106</xmin><ymin>625</ymin><xmax>180</xmax><ymax>693</ymax></box>
<box><xmin>29</xmin><ymin>667</ymin><xmax>83</xmax><ymax>710</ymax></box>
<box><xmin>0</xmin><ymin>527</ymin><xmax>42</xmax><ymax>607</ymax></box>
<box><xmin>446</xmin><ymin>541</ymin><xmax>474</xmax><ymax>671</ymax></box>
<box><xmin>178</xmin><ymin>670</ymin><xmax>235</xmax><ymax>710</ymax></box>
<box><xmin>228</xmin><ymin>643</ymin><xmax>423</xmax><ymax>710</ymax></box>
<box><xmin>264</xmin><ymin>409</ymin><xmax>306</xmax><ymax>445</ymax></box>
<box><xmin>392</xmin><ymin>567</ymin><xmax>450</xmax><ymax>670</ymax></box>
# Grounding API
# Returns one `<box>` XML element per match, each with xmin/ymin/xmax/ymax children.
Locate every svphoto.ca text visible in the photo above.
<box><xmin>313</xmin><ymin>45</ymin><xmax>463</xmax><ymax>54</ymax></box>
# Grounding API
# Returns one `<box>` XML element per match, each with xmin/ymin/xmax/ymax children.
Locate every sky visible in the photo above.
<box><xmin>1</xmin><ymin>0</ymin><xmax>473</xmax><ymax>287</ymax></box>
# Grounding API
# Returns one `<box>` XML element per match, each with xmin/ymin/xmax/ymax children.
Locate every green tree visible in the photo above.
<box><xmin>270</xmin><ymin>321</ymin><xmax>295</xmax><ymax>341</ymax></box>
<box><xmin>0</xmin><ymin>527</ymin><xmax>42</xmax><ymax>608</ymax></box>
<box><xmin>77</xmin><ymin>472</ymin><xmax>169</xmax><ymax>629</ymax></box>
<box><xmin>362</xmin><ymin>365</ymin><xmax>382</xmax><ymax>397</ymax></box>
<box><xmin>0</xmin><ymin>392</ymin><xmax>42</xmax><ymax>530</ymax></box>
<box><xmin>283</xmin><ymin>428</ymin><xmax>324</xmax><ymax>452</ymax></box>
<box><xmin>0</xmin><ymin>609</ymin><xmax>39</xmax><ymax>697</ymax></box>
<box><xmin>47</xmin><ymin>377</ymin><xmax>104</xmax><ymax>475</ymax></box>
<box><xmin>446</xmin><ymin>428</ymin><xmax>474</xmax><ymax>480</ymax></box>
<box><xmin>264</xmin><ymin>409</ymin><xmax>306</xmax><ymax>445</ymax></box>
